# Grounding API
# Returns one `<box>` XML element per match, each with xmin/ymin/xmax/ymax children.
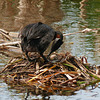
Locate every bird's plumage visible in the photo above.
<box><xmin>20</xmin><ymin>22</ymin><xmax>63</xmax><ymax>62</ymax></box>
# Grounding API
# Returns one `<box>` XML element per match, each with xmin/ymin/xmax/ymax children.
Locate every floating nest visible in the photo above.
<box><xmin>1</xmin><ymin>52</ymin><xmax>100</xmax><ymax>94</ymax></box>
<box><xmin>0</xmin><ymin>28</ymin><xmax>100</xmax><ymax>94</ymax></box>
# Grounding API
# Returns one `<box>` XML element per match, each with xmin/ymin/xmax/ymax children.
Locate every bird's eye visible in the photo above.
<box><xmin>56</xmin><ymin>34</ymin><xmax>60</xmax><ymax>38</ymax></box>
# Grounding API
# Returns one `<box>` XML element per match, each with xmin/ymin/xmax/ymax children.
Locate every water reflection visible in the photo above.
<box><xmin>0</xmin><ymin>78</ymin><xmax>76</xmax><ymax>100</ymax></box>
<box><xmin>0</xmin><ymin>0</ymin><xmax>64</xmax><ymax>31</ymax></box>
<box><xmin>0</xmin><ymin>0</ymin><xmax>19</xmax><ymax>31</ymax></box>
<box><xmin>58</xmin><ymin>0</ymin><xmax>100</xmax><ymax>66</ymax></box>
<box><xmin>0</xmin><ymin>77</ymin><xmax>100</xmax><ymax>100</ymax></box>
<box><xmin>80</xmin><ymin>0</ymin><xmax>88</xmax><ymax>20</ymax></box>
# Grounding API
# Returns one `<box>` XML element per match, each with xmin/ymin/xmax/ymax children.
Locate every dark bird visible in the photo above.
<box><xmin>20</xmin><ymin>22</ymin><xmax>63</xmax><ymax>62</ymax></box>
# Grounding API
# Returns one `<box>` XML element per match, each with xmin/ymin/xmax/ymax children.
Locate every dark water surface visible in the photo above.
<box><xmin>0</xmin><ymin>0</ymin><xmax>100</xmax><ymax>100</ymax></box>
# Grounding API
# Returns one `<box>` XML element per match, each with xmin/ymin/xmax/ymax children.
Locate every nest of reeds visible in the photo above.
<box><xmin>0</xmin><ymin>28</ymin><xmax>100</xmax><ymax>94</ymax></box>
<box><xmin>1</xmin><ymin>52</ymin><xmax>100</xmax><ymax>94</ymax></box>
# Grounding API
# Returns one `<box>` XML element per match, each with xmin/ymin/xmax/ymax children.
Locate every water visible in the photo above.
<box><xmin>0</xmin><ymin>0</ymin><xmax>100</xmax><ymax>100</ymax></box>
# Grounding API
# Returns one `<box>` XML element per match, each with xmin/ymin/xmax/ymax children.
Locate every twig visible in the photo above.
<box><xmin>74</xmin><ymin>59</ymin><xmax>100</xmax><ymax>79</ymax></box>
<box><xmin>0</xmin><ymin>41</ymin><xmax>21</xmax><ymax>47</ymax></box>
<box><xmin>65</xmin><ymin>60</ymin><xmax>79</xmax><ymax>71</ymax></box>
<box><xmin>43</xmin><ymin>71</ymin><xmax>78</xmax><ymax>79</ymax></box>
<box><xmin>0</xmin><ymin>29</ymin><xmax>12</xmax><ymax>41</ymax></box>
<box><xmin>27</xmin><ymin>65</ymin><xmax>57</xmax><ymax>82</ymax></box>
<box><xmin>63</xmin><ymin>31</ymin><xmax>82</xmax><ymax>36</ymax></box>
<box><xmin>74</xmin><ymin>59</ymin><xmax>90</xmax><ymax>79</ymax></box>
<box><xmin>60</xmin><ymin>76</ymin><xmax>79</xmax><ymax>85</ymax></box>
<box><xmin>3</xmin><ymin>71</ymin><xmax>36</xmax><ymax>75</ymax></box>
<box><xmin>0</xmin><ymin>29</ymin><xmax>9</xmax><ymax>35</ymax></box>
<box><xmin>0</xmin><ymin>64</ymin><xmax>13</xmax><ymax>73</ymax></box>
<box><xmin>63</xmin><ymin>28</ymin><xmax>100</xmax><ymax>36</ymax></box>
<box><xmin>60</xmin><ymin>64</ymin><xmax>73</xmax><ymax>79</ymax></box>
<box><xmin>0</xmin><ymin>58</ymin><xmax>24</xmax><ymax>74</ymax></box>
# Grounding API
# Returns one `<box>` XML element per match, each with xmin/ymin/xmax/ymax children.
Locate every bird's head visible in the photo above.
<box><xmin>55</xmin><ymin>31</ymin><xmax>63</xmax><ymax>40</ymax></box>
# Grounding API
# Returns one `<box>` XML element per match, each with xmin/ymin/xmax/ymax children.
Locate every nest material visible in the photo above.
<box><xmin>1</xmin><ymin>52</ymin><xmax>100</xmax><ymax>94</ymax></box>
<box><xmin>0</xmin><ymin>28</ymin><xmax>100</xmax><ymax>95</ymax></box>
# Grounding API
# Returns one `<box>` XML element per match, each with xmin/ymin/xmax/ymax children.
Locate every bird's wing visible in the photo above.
<box><xmin>27</xmin><ymin>23</ymin><xmax>53</xmax><ymax>40</ymax></box>
<box><xmin>20</xmin><ymin>23</ymin><xmax>35</xmax><ymax>38</ymax></box>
